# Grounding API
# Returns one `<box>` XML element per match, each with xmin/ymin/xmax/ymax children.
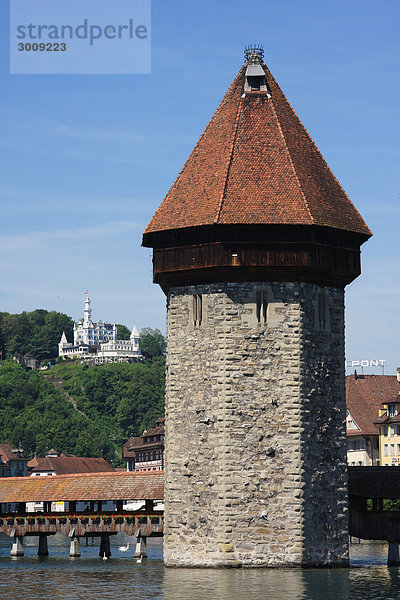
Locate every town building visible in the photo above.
<box><xmin>0</xmin><ymin>444</ymin><xmax>28</xmax><ymax>511</ymax></box>
<box><xmin>0</xmin><ymin>443</ymin><xmax>28</xmax><ymax>477</ymax></box>
<box><xmin>58</xmin><ymin>297</ymin><xmax>140</xmax><ymax>362</ymax></box>
<box><xmin>374</xmin><ymin>379</ymin><xmax>400</xmax><ymax>465</ymax></box>
<box><xmin>345</xmin><ymin>373</ymin><xmax>399</xmax><ymax>465</ymax></box>
<box><xmin>142</xmin><ymin>46</ymin><xmax>371</xmax><ymax>567</ymax></box>
<box><xmin>123</xmin><ymin>418</ymin><xmax>164</xmax><ymax>472</ymax></box>
<box><xmin>0</xmin><ymin>458</ymin><xmax>10</xmax><ymax>478</ymax></box>
<box><xmin>22</xmin><ymin>353</ymin><xmax>40</xmax><ymax>370</ymax></box>
<box><xmin>26</xmin><ymin>450</ymin><xmax>115</xmax><ymax>512</ymax></box>
<box><xmin>28</xmin><ymin>450</ymin><xmax>115</xmax><ymax>476</ymax></box>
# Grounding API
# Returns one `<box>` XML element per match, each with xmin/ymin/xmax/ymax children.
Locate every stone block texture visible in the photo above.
<box><xmin>164</xmin><ymin>281</ymin><xmax>348</xmax><ymax>567</ymax></box>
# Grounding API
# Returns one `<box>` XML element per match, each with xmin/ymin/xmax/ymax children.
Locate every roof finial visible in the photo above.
<box><xmin>244</xmin><ymin>45</ymin><xmax>264</xmax><ymax>64</ymax></box>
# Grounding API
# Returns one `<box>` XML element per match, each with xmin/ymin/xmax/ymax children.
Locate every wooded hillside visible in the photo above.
<box><xmin>0</xmin><ymin>358</ymin><xmax>165</xmax><ymax>465</ymax></box>
<box><xmin>0</xmin><ymin>310</ymin><xmax>166</xmax><ymax>464</ymax></box>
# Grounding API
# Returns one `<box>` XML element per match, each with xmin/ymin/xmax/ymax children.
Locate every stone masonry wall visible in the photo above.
<box><xmin>164</xmin><ymin>281</ymin><xmax>348</xmax><ymax>567</ymax></box>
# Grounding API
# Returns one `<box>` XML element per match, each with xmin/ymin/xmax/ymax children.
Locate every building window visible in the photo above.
<box><xmin>383</xmin><ymin>426</ymin><xmax>388</xmax><ymax>436</ymax></box>
<box><xmin>389</xmin><ymin>404</ymin><xmax>396</xmax><ymax>417</ymax></box>
<box><xmin>348</xmin><ymin>439</ymin><xmax>366</xmax><ymax>451</ymax></box>
<box><xmin>391</xmin><ymin>444</ymin><xmax>395</xmax><ymax>456</ymax></box>
<box><xmin>391</xmin><ymin>426</ymin><xmax>395</xmax><ymax>437</ymax></box>
<box><xmin>384</xmin><ymin>444</ymin><xmax>389</xmax><ymax>456</ymax></box>
<box><xmin>193</xmin><ymin>294</ymin><xmax>202</xmax><ymax>327</ymax></box>
<box><xmin>256</xmin><ymin>291</ymin><xmax>268</xmax><ymax>323</ymax></box>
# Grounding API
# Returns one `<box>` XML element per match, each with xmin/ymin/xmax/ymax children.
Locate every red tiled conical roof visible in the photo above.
<box><xmin>144</xmin><ymin>59</ymin><xmax>371</xmax><ymax>238</ymax></box>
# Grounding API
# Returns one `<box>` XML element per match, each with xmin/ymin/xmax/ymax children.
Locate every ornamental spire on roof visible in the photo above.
<box><xmin>143</xmin><ymin>47</ymin><xmax>371</xmax><ymax>240</ymax></box>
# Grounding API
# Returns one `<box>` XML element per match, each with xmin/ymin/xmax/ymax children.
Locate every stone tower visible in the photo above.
<box><xmin>142</xmin><ymin>47</ymin><xmax>371</xmax><ymax>567</ymax></box>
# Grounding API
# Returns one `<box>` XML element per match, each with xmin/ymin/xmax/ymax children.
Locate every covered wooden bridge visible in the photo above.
<box><xmin>349</xmin><ymin>466</ymin><xmax>400</xmax><ymax>565</ymax></box>
<box><xmin>0</xmin><ymin>471</ymin><xmax>164</xmax><ymax>558</ymax></box>
<box><xmin>3</xmin><ymin>466</ymin><xmax>400</xmax><ymax>562</ymax></box>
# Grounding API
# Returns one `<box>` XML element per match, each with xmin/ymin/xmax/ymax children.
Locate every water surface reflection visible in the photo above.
<box><xmin>0</xmin><ymin>537</ymin><xmax>399</xmax><ymax>600</ymax></box>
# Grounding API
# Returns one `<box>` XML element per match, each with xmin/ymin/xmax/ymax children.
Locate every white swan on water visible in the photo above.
<box><xmin>118</xmin><ymin>543</ymin><xmax>130</xmax><ymax>552</ymax></box>
<box><xmin>102</xmin><ymin>553</ymin><xmax>108</xmax><ymax>560</ymax></box>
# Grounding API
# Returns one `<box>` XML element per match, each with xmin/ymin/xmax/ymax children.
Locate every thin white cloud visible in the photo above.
<box><xmin>0</xmin><ymin>187</ymin><xmax>153</xmax><ymax>216</ymax></box>
<box><xmin>15</xmin><ymin>116</ymin><xmax>147</xmax><ymax>144</ymax></box>
<box><xmin>0</xmin><ymin>221</ymin><xmax>140</xmax><ymax>251</ymax></box>
<box><xmin>14</xmin><ymin>117</ymin><xmax>193</xmax><ymax>147</ymax></box>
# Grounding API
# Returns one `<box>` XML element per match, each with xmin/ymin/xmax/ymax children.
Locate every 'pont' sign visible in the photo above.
<box><xmin>346</xmin><ymin>359</ymin><xmax>386</xmax><ymax>368</ymax></box>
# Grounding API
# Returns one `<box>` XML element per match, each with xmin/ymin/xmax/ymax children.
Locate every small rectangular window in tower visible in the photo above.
<box><xmin>193</xmin><ymin>294</ymin><xmax>202</xmax><ymax>327</ymax></box>
<box><xmin>256</xmin><ymin>292</ymin><xmax>268</xmax><ymax>324</ymax></box>
<box><xmin>318</xmin><ymin>293</ymin><xmax>327</xmax><ymax>330</ymax></box>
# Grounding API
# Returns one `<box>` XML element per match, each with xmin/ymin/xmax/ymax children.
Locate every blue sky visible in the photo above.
<box><xmin>0</xmin><ymin>0</ymin><xmax>399</xmax><ymax>373</ymax></box>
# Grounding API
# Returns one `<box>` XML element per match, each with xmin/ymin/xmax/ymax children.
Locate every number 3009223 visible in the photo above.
<box><xmin>18</xmin><ymin>42</ymin><xmax>67</xmax><ymax>51</ymax></box>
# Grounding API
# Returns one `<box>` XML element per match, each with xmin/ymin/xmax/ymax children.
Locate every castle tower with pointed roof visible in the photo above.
<box><xmin>143</xmin><ymin>47</ymin><xmax>371</xmax><ymax>567</ymax></box>
<box><xmin>58</xmin><ymin>298</ymin><xmax>140</xmax><ymax>362</ymax></box>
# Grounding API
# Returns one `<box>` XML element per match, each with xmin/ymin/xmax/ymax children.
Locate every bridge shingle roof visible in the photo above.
<box><xmin>0</xmin><ymin>471</ymin><xmax>164</xmax><ymax>503</ymax></box>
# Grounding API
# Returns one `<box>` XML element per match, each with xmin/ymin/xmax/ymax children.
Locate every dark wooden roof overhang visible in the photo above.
<box><xmin>143</xmin><ymin>223</ymin><xmax>369</xmax><ymax>293</ymax></box>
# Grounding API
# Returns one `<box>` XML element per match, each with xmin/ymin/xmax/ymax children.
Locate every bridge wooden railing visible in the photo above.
<box><xmin>349</xmin><ymin>509</ymin><xmax>400</xmax><ymax>542</ymax></box>
<box><xmin>0</xmin><ymin>511</ymin><xmax>164</xmax><ymax>538</ymax></box>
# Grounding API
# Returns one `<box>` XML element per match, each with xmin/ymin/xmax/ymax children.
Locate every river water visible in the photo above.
<box><xmin>0</xmin><ymin>535</ymin><xmax>398</xmax><ymax>600</ymax></box>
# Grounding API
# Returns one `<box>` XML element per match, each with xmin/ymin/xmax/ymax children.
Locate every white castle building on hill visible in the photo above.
<box><xmin>58</xmin><ymin>297</ymin><xmax>140</xmax><ymax>363</ymax></box>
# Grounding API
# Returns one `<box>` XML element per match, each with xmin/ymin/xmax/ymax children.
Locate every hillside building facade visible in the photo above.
<box><xmin>58</xmin><ymin>297</ymin><xmax>140</xmax><ymax>362</ymax></box>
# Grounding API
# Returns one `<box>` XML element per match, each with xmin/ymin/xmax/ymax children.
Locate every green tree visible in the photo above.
<box><xmin>116</xmin><ymin>324</ymin><xmax>131</xmax><ymax>340</ymax></box>
<box><xmin>139</xmin><ymin>327</ymin><xmax>166</xmax><ymax>360</ymax></box>
<box><xmin>0</xmin><ymin>309</ymin><xmax>74</xmax><ymax>360</ymax></box>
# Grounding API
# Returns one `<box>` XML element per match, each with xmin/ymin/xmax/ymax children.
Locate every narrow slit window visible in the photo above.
<box><xmin>256</xmin><ymin>291</ymin><xmax>268</xmax><ymax>324</ymax></box>
<box><xmin>193</xmin><ymin>294</ymin><xmax>202</xmax><ymax>327</ymax></box>
<box><xmin>256</xmin><ymin>292</ymin><xmax>261</xmax><ymax>322</ymax></box>
<box><xmin>318</xmin><ymin>293</ymin><xmax>327</xmax><ymax>330</ymax></box>
<box><xmin>262</xmin><ymin>292</ymin><xmax>268</xmax><ymax>323</ymax></box>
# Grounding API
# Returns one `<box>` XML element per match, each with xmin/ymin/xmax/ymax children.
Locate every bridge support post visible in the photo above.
<box><xmin>70</xmin><ymin>536</ymin><xmax>81</xmax><ymax>557</ymax></box>
<box><xmin>388</xmin><ymin>542</ymin><xmax>400</xmax><ymax>566</ymax></box>
<box><xmin>38</xmin><ymin>534</ymin><xmax>49</xmax><ymax>556</ymax></box>
<box><xmin>10</xmin><ymin>535</ymin><xmax>24</xmax><ymax>557</ymax></box>
<box><xmin>99</xmin><ymin>535</ymin><xmax>111</xmax><ymax>558</ymax></box>
<box><xmin>134</xmin><ymin>535</ymin><xmax>147</xmax><ymax>558</ymax></box>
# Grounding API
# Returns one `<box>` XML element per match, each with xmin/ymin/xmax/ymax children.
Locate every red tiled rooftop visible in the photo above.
<box><xmin>346</xmin><ymin>375</ymin><xmax>400</xmax><ymax>436</ymax></box>
<box><xmin>123</xmin><ymin>436</ymin><xmax>143</xmax><ymax>458</ymax></box>
<box><xmin>0</xmin><ymin>471</ymin><xmax>164</xmax><ymax>503</ymax></box>
<box><xmin>144</xmin><ymin>59</ymin><xmax>371</xmax><ymax>239</ymax></box>
<box><xmin>143</xmin><ymin>425</ymin><xmax>164</xmax><ymax>438</ymax></box>
<box><xmin>0</xmin><ymin>444</ymin><xmax>27</xmax><ymax>463</ymax></box>
<box><xmin>30</xmin><ymin>456</ymin><xmax>115</xmax><ymax>475</ymax></box>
